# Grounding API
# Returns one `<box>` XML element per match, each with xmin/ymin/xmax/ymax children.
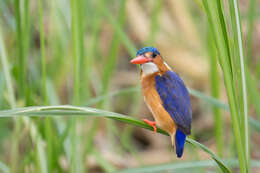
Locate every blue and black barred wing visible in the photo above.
<box><xmin>155</xmin><ymin>71</ymin><xmax>192</xmax><ymax>135</ymax></box>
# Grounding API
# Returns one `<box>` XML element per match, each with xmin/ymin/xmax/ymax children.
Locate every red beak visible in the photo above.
<box><xmin>130</xmin><ymin>55</ymin><xmax>152</xmax><ymax>64</ymax></box>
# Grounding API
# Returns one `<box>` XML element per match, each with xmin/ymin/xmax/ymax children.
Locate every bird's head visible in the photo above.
<box><xmin>131</xmin><ymin>47</ymin><xmax>169</xmax><ymax>76</ymax></box>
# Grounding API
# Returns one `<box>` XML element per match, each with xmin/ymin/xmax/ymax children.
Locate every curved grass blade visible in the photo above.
<box><xmin>116</xmin><ymin>159</ymin><xmax>260</xmax><ymax>173</ymax></box>
<box><xmin>0</xmin><ymin>105</ymin><xmax>231</xmax><ymax>172</ymax></box>
<box><xmin>186</xmin><ymin>138</ymin><xmax>229</xmax><ymax>172</ymax></box>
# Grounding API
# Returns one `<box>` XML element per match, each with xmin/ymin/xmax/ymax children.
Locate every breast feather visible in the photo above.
<box><xmin>141</xmin><ymin>74</ymin><xmax>176</xmax><ymax>135</ymax></box>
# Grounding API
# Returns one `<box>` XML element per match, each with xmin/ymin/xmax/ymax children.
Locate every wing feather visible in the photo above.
<box><xmin>155</xmin><ymin>71</ymin><xmax>192</xmax><ymax>134</ymax></box>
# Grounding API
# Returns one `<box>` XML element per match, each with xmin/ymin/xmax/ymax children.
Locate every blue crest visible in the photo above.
<box><xmin>136</xmin><ymin>47</ymin><xmax>160</xmax><ymax>56</ymax></box>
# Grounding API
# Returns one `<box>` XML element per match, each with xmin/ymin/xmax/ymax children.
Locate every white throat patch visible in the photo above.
<box><xmin>141</xmin><ymin>62</ymin><xmax>159</xmax><ymax>76</ymax></box>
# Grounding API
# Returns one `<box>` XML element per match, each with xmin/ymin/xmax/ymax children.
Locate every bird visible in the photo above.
<box><xmin>130</xmin><ymin>47</ymin><xmax>192</xmax><ymax>158</ymax></box>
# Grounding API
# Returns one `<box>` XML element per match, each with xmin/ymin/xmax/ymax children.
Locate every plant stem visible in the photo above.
<box><xmin>14</xmin><ymin>0</ymin><xmax>25</xmax><ymax>98</ymax></box>
<box><xmin>208</xmin><ymin>30</ymin><xmax>223</xmax><ymax>156</ymax></box>
<box><xmin>202</xmin><ymin>1</ymin><xmax>247</xmax><ymax>172</ymax></box>
<box><xmin>0</xmin><ymin>23</ymin><xmax>19</xmax><ymax>173</ymax></box>
<box><xmin>231</xmin><ymin>0</ymin><xmax>249</xmax><ymax>167</ymax></box>
<box><xmin>39</xmin><ymin>0</ymin><xmax>48</xmax><ymax>104</ymax></box>
<box><xmin>70</xmin><ymin>0</ymin><xmax>84</xmax><ymax>171</ymax></box>
<box><xmin>246</xmin><ymin>0</ymin><xmax>256</xmax><ymax>64</ymax></box>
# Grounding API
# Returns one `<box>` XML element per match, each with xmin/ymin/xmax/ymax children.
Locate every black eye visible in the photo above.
<box><xmin>152</xmin><ymin>53</ymin><xmax>157</xmax><ymax>58</ymax></box>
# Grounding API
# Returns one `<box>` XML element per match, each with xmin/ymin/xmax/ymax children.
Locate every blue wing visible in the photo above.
<box><xmin>155</xmin><ymin>71</ymin><xmax>192</xmax><ymax>134</ymax></box>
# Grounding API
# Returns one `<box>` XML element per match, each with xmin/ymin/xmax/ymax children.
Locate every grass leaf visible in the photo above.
<box><xmin>116</xmin><ymin>159</ymin><xmax>260</xmax><ymax>173</ymax></box>
<box><xmin>0</xmin><ymin>105</ymin><xmax>231</xmax><ymax>172</ymax></box>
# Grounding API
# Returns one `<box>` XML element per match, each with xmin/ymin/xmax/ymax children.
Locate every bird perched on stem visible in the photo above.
<box><xmin>130</xmin><ymin>47</ymin><xmax>192</xmax><ymax>158</ymax></box>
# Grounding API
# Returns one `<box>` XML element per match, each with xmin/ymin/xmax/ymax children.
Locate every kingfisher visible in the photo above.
<box><xmin>130</xmin><ymin>47</ymin><xmax>192</xmax><ymax>158</ymax></box>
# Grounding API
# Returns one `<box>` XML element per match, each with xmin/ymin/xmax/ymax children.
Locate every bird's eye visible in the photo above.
<box><xmin>152</xmin><ymin>53</ymin><xmax>157</xmax><ymax>58</ymax></box>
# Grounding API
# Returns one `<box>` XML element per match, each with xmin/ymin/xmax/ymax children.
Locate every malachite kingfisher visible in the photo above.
<box><xmin>130</xmin><ymin>47</ymin><xmax>192</xmax><ymax>158</ymax></box>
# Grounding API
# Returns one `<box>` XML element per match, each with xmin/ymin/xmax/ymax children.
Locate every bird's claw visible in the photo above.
<box><xmin>143</xmin><ymin>119</ymin><xmax>157</xmax><ymax>133</ymax></box>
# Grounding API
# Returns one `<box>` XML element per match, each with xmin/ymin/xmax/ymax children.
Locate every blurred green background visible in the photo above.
<box><xmin>0</xmin><ymin>0</ymin><xmax>260</xmax><ymax>172</ymax></box>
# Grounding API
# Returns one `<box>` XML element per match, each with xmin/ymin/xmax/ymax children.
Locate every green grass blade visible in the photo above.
<box><xmin>147</xmin><ymin>1</ymin><xmax>162</xmax><ymax>44</ymax></box>
<box><xmin>116</xmin><ymin>159</ymin><xmax>260</xmax><ymax>173</ymax></box>
<box><xmin>38</xmin><ymin>1</ymin><xmax>54</xmax><ymax>172</ymax></box>
<box><xmin>0</xmin><ymin>105</ymin><xmax>231</xmax><ymax>172</ymax></box>
<box><xmin>70</xmin><ymin>0</ymin><xmax>84</xmax><ymax>171</ymax></box>
<box><xmin>1</xmin><ymin>14</ymin><xmax>48</xmax><ymax>173</ymax></box>
<box><xmin>246</xmin><ymin>0</ymin><xmax>256</xmax><ymax>63</ymax></box>
<box><xmin>14</xmin><ymin>0</ymin><xmax>25</xmax><ymax>98</ymax></box>
<box><xmin>186</xmin><ymin>138</ymin><xmax>230</xmax><ymax>172</ymax></box>
<box><xmin>208</xmin><ymin>27</ymin><xmax>223</xmax><ymax>156</ymax></box>
<box><xmin>202</xmin><ymin>1</ymin><xmax>247</xmax><ymax>172</ymax></box>
<box><xmin>71</xmin><ymin>0</ymin><xmax>81</xmax><ymax>105</ymax></box>
<box><xmin>101</xmin><ymin>0</ymin><xmax>126</xmax><ymax>102</ymax></box>
<box><xmin>230</xmin><ymin>0</ymin><xmax>249</xmax><ymax>166</ymax></box>
<box><xmin>0</xmin><ymin>24</ymin><xmax>16</xmax><ymax>173</ymax></box>
<box><xmin>0</xmin><ymin>26</ymin><xmax>16</xmax><ymax>108</ymax></box>
<box><xmin>99</xmin><ymin>1</ymin><xmax>136</xmax><ymax>56</ymax></box>
<box><xmin>246</xmin><ymin>68</ymin><xmax>260</xmax><ymax>119</ymax></box>
<box><xmin>38</xmin><ymin>0</ymin><xmax>48</xmax><ymax>104</ymax></box>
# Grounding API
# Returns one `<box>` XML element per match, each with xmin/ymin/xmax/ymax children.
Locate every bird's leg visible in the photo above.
<box><xmin>143</xmin><ymin>119</ymin><xmax>157</xmax><ymax>133</ymax></box>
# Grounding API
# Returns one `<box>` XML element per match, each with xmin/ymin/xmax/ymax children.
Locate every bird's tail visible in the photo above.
<box><xmin>175</xmin><ymin>128</ymin><xmax>186</xmax><ymax>158</ymax></box>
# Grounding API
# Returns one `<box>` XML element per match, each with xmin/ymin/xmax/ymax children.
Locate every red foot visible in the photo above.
<box><xmin>143</xmin><ymin>119</ymin><xmax>157</xmax><ymax>133</ymax></box>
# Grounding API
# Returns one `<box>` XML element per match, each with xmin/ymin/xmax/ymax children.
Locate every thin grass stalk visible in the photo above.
<box><xmin>98</xmin><ymin>0</ymin><xmax>146</xmax><ymax>155</ymax></box>
<box><xmin>12</xmin><ymin>0</ymin><xmax>26</xmax><ymax>171</ymax></box>
<box><xmin>70</xmin><ymin>0</ymin><xmax>84</xmax><ymax>171</ymax></box>
<box><xmin>246</xmin><ymin>0</ymin><xmax>256</xmax><ymax>64</ymax></box>
<box><xmin>22</xmin><ymin>0</ymin><xmax>31</xmax><ymax>105</ymax></box>
<box><xmin>99</xmin><ymin>0</ymin><xmax>127</xmax><ymax>157</ymax></box>
<box><xmin>147</xmin><ymin>0</ymin><xmax>162</xmax><ymax>44</ymax></box>
<box><xmin>38</xmin><ymin>1</ymin><xmax>54</xmax><ymax>171</ymax></box>
<box><xmin>246</xmin><ymin>68</ymin><xmax>260</xmax><ymax>119</ymax></box>
<box><xmin>82</xmin><ymin>2</ymin><xmax>104</xmax><ymax>170</ymax></box>
<box><xmin>71</xmin><ymin>0</ymin><xmax>80</xmax><ymax>105</ymax></box>
<box><xmin>99</xmin><ymin>2</ymin><xmax>136</xmax><ymax>57</ymax></box>
<box><xmin>121</xmin><ymin>91</ymin><xmax>142</xmax><ymax>155</ymax></box>
<box><xmin>0</xmin><ymin>24</ymin><xmax>19</xmax><ymax>173</ymax></box>
<box><xmin>80</xmin><ymin>0</ymin><xmax>92</xmax><ymax>101</ymax></box>
<box><xmin>14</xmin><ymin>0</ymin><xmax>25</xmax><ymax>98</ymax></box>
<box><xmin>77</xmin><ymin>0</ymin><xmax>86</xmax><ymax>103</ymax></box>
<box><xmin>0</xmin><ymin>28</ymin><xmax>16</xmax><ymax>108</ymax></box>
<box><xmin>0</xmin><ymin>24</ymin><xmax>48</xmax><ymax>173</ymax></box>
<box><xmin>229</xmin><ymin>0</ymin><xmax>249</xmax><ymax>166</ymax></box>
<box><xmin>208</xmin><ymin>30</ymin><xmax>223</xmax><ymax>156</ymax></box>
<box><xmin>38</xmin><ymin>0</ymin><xmax>47</xmax><ymax>104</ymax></box>
<box><xmin>23</xmin><ymin>117</ymin><xmax>48</xmax><ymax>173</ymax></box>
<box><xmin>202</xmin><ymin>1</ymin><xmax>247</xmax><ymax>172</ymax></box>
<box><xmin>99</xmin><ymin>0</ymin><xmax>128</xmax><ymax>154</ymax></box>
<box><xmin>98</xmin><ymin>0</ymin><xmax>142</xmax><ymax>152</ymax></box>
<box><xmin>100</xmin><ymin>0</ymin><xmax>126</xmax><ymax>107</ymax></box>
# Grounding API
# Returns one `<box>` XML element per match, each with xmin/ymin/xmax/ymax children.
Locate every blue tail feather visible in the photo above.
<box><xmin>175</xmin><ymin>129</ymin><xmax>186</xmax><ymax>158</ymax></box>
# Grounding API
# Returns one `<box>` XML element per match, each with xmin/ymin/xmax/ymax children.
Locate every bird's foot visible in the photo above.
<box><xmin>143</xmin><ymin>119</ymin><xmax>157</xmax><ymax>133</ymax></box>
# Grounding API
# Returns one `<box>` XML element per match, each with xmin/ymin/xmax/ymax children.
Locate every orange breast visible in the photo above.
<box><xmin>141</xmin><ymin>73</ymin><xmax>176</xmax><ymax>135</ymax></box>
